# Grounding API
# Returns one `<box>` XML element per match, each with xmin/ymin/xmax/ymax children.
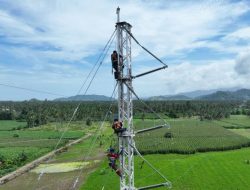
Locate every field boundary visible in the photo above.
<box><xmin>0</xmin><ymin>134</ymin><xmax>91</xmax><ymax>185</ymax></box>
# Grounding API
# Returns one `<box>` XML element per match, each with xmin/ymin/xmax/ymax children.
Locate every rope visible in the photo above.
<box><xmin>71</xmin><ymin>83</ymin><xmax>118</xmax><ymax>189</ymax></box>
<box><xmin>76</xmin><ymin>29</ymin><xmax>117</xmax><ymax>95</ymax></box>
<box><xmin>123</xmin><ymin>28</ymin><xmax>167</xmax><ymax>67</ymax></box>
<box><xmin>0</xmin><ymin>29</ymin><xmax>116</xmax><ymax>100</ymax></box>
<box><xmin>124</xmin><ymin>81</ymin><xmax>170</xmax><ymax>127</ymax></box>
<box><xmin>0</xmin><ymin>83</ymin><xmax>65</xmax><ymax>97</ymax></box>
<box><xmin>34</xmin><ymin>29</ymin><xmax>116</xmax><ymax>188</ymax></box>
<box><xmin>132</xmin><ymin>144</ymin><xmax>172</xmax><ymax>187</ymax></box>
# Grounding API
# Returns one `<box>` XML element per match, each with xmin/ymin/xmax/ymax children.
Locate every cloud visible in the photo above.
<box><xmin>226</xmin><ymin>27</ymin><xmax>250</xmax><ymax>41</ymax></box>
<box><xmin>235</xmin><ymin>53</ymin><xmax>250</xmax><ymax>76</ymax></box>
<box><xmin>122</xmin><ymin>0</ymin><xmax>250</xmax><ymax>57</ymax></box>
<box><xmin>1</xmin><ymin>0</ymin><xmax>250</xmax><ymax>60</ymax></box>
<box><xmin>1</xmin><ymin>0</ymin><xmax>250</xmax><ymax>100</ymax></box>
<box><xmin>134</xmin><ymin>59</ymin><xmax>250</xmax><ymax>96</ymax></box>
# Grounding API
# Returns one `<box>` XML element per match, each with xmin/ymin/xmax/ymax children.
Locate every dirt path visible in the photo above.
<box><xmin>0</xmin><ymin>134</ymin><xmax>91</xmax><ymax>185</ymax></box>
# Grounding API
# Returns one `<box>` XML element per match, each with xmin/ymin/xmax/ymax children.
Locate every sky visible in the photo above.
<box><xmin>0</xmin><ymin>0</ymin><xmax>250</xmax><ymax>100</ymax></box>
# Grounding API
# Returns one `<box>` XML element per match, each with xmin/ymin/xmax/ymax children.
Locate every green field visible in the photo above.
<box><xmin>135</xmin><ymin>117</ymin><xmax>250</xmax><ymax>154</ymax></box>
<box><xmin>0</xmin><ymin>122</ymin><xmax>112</xmax><ymax>190</ymax></box>
<box><xmin>0</xmin><ymin>120</ymin><xmax>27</xmax><ymax>131</ymax></box>
<box><xmin>1</xmin><ymin>115</ymin><xmax>250</xmax><ymax>189</ymax></box>
<box><xmin>0</xmin><ymin>120</ymin><xmax>86</xmax><ymax>177</ymax></box>
<box><xmin>81</xmin><ymin>115</ymin><xmax>250</xmax><ymax>189</ymax></box>
<box><xmin>0</xmin><ymin>147</ymin><xmax>51</xmax><ymax>176</ymax></box>
<box><xmin>229</xmin><ymin>129</ymin><xmax>250</xmax><ymax>139</ymax></box>
<box><xmin>214</xmin><ymin>115</ymin><xmax>250</xmax><ymax>128</ymax></box>
<box><xmin>82</xmin><ymin>148</ymin><xmax>250</xmax><ymax>190</ymax></box>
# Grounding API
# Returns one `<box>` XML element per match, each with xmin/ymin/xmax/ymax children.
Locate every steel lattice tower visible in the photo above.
<box><xmin>115</xmin><ymin>7</ymin><xmax>135</xmax><ymax>190</ymax></box>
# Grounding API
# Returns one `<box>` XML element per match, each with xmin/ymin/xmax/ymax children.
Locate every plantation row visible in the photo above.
<box><xmin>135</xmin><ymin>118</ymin><xmax>250</xmax><ymax>154</ymax></box>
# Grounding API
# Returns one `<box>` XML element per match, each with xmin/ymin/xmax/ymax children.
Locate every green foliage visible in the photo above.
<box><xmin>0</xmin><ymin>100</ymin><xmax>241</xmax><ymax>125</ymax></box>
<box><xmin>0</xmin><ymin>154</ymin><xmax>5</xmax><ymax>164</ymax></box>
<box><xmin>13</xmin><ymin>134</ymin><xmax>19</xmax><ymax>138</ymax></box>
<box><xmin>168</xmin><ymin>110</ymin><xmax>179</xmax><ymax>118</ymax></box>
<box><xmin>86</xmin><ymin>118</ymin><xmax>92</xmax><ymax>126</ymax></box>
<box><xmin>0</xmin><ymin>111</ymin><xmax>14</xmax><ymax>120</ymax></box>
<box><xmin>0</xmin><ymin>147</ymin><xmax>50</xmax><ymax>177</ymax></box>
<box><xmin>17</xmin><ymin>152</ymin><xmax>28</xmax><ymax>162</ymax></box>
<box><xmin>164</xmin><ymin>132</ymin><xmax>173</xmax><ymax>138</ymax></box>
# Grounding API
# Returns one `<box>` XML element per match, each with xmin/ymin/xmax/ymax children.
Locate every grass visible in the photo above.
<box><xmin>0</xmin><ymin>139</ymin><xmax>67</xmax><ymax>148</ymax></box>
<box><xmin>0</xmin><ymin>130</ymin><xmax>84</xmax><ymax>139</ymax></box>
<box><xmin>0</xmin><ymin>147</ymin><xmax>50</xmax><ymax>161</ymax></box>
<box><xmin>229</xmin><ymin>129</ymin><xmax>250</xmax><ymax>139</ymax></box>
<box><xmin>214</xmin><ymin>115</ymin><xmax>250</xmax><ymax>129</ymax></box>
<box><xmin>0</xmin><ymin>121</ymin><xmax>87</xmax><ymax>177</ymax></box>
<box><xmin>81</xmin><ymin>148</ymin><xmax>250</xmax><ymax>190</ymax></box>
<box><xmin>0</xmin><ymin>120</ymin><xmax>27</xmax><ymax>131</ymax></box>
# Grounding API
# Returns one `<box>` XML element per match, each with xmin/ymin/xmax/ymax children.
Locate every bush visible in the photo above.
<box><xmin>86</xmin><ymin>118</ymin><xmax>92</xmax><ymax>126</ymax></box>
<box><xmin>13</xmin><ymin>134</ymin><xmax>19</xmax><ymax>138</ymax></box>
<box><xmin>164</xmin><ymin>132</ymin><xmax>173</xmax><ymax>138</ymax></box>
<box><xmin>168</xmin><ymin>111</ymin><xmax>179</xmax><ymax>118</ymax></box>
<box><xmin>19</xmin><ymin>152</ymin><xmax>27</xmax><ymax>162</ymax></box>
<box><xmin>0</xmin><ymin>154</ymin><xmax>5</xmax><ymax>165</ymax></box>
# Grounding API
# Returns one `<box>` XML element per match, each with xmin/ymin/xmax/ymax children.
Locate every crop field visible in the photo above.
<box><xmin>0</xmin><ymin>122</ymin><xmax>113</xmax><ymax>190</ymax></box>
<box><xmin>0</xmin><ymin>120</ymin><xmax>86</xmax><ymax>177</ymax></box>
<box><xmin>0</xmin><ymin>147</ymin><xmax>51</xmax><ymax>177</ymax></box>
<box><xmin>82</xmin><ymin>115</ymin><xmax>250</xmax><ymax>189</ymax></box>
<box><xmin>213</xmin><ymin>115</ymin><xmax>250</xmax><ymax>129</ymax></box>
<box><xmin>1</xmin><ymin>114</ymin><xmax>250</xmax><ymax>189</ymax></box>
<box><xmin>82</xmin><ymin>148</ymin><xmax>250</xmax><ymax>190</ymax></box>
<box><xmin>229</xmin><ymin>129</ymin><xmax>250</xmax><ymax>139</ymax></box>
<box><xmin>135</xmin><ymin>117</ymin><xmax>250</xmax><ymax>154</ymax></box>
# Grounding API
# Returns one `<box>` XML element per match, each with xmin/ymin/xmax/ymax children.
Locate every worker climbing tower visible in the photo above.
<box><xmin>112</xmin><ymin>7</ymin><xmax>171</xmax><ymax>190</ymax></box>
<box><xmin>115</xmin><ymin>7</ymin><xmax>135</xmax><ymax>190</ymax></box>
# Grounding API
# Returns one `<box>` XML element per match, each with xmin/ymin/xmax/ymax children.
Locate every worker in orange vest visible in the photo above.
<box><xmin>107</xmin><ymin>147</ymin><xmax>122</xmax><ymax>177</ymax></box>
<box><xmin>112</xmin><ymin>119</ymin><xmax>126</xmax><ymax>134</ymax></box>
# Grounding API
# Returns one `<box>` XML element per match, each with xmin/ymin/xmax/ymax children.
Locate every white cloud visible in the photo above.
<box><xmin>1</xmin><ymin>0</ymin><xmax>250</xmax><ymax>99</ymax></box>
<box><xmin>226</xmin><ymin>27</ymin><xmax>250</xmax><ymax>40</ymax></box>
<box><xmin>1</xmin><ymin>0</ymin><xmax>249</xmax><ymax>60</ymax></box>
<box><xmin>134</xmin><ymin>59</ymin><xmax>250</xmax><ymax>96</ymax></box>
<box><xmin>235</xmin><ymin>53</ymin><xmax>250</xmax><ymax>76</ymax></box>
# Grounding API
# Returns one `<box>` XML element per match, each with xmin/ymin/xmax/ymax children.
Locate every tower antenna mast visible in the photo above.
<box><xmin>113</xmin><ymin>7</ymin><xmax>170</xmax><ymax>190</ymax></box>
<box><xmin>116</xmin><ymin>6</ymin><xmax>135</xmax><ymax>190</ymax></box>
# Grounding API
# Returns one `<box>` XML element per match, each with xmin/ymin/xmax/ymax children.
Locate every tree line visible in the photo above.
<box><xmin>0</xmin><ymin>100</ymin><xmax>249</xmax><ymax>127</ymax></box>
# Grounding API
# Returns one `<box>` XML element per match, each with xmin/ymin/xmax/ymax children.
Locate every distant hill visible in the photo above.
<box><xmin>199</xmin><ymin>89</ymin><xmax>250</xmax><ymax>101</ymax></box>
<box><xmin>54</xmin><ymin>95</ymin><xmax>115</xmax><ymax>101</ymax></box>
<box><xmin>53</xmin><ymin>89</ymin><xmax>250</xmax><ymax>102</ymax></box>
<box><xmin>179</xmin><ymin>87</ymin><xmax>240</xmax><ymax>98</ymax></box>
<box><xmin>147</xmin><ymin>88</ymin><xmax>250</xmax><ymax>101</ymax></box>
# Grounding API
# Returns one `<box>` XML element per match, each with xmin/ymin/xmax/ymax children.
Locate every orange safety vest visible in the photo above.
<box><xmin>113</xmin><ymin>121</ymin><xmax>122</xmax><ymax>130</ymax></box>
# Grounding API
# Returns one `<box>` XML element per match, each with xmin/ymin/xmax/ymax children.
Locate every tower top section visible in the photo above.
<box><xmin>116</xmin><ymin>7</ymin><xmax>132</xmax><ymax>28</ymax></box>
<box><xmin>116</xmin><ymin>7</ymin><xmax>120</xmax><ymax>22</ymax></box>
